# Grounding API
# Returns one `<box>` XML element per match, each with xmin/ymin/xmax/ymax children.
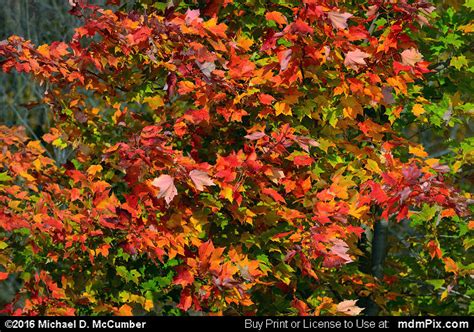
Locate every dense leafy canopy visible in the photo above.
<box><xmin>0</xmin><ymin>0</ymin><xmax>472</xmax><ymax>316</ymax></box>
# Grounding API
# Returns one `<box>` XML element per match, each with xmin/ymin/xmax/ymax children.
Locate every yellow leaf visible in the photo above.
<box><xmin>409</xmin><ymin>145</ymin><xmax>428</xmax><ymax>158</ymax></box>
<box><xmin>87</xmin><ymin>164</ymin><xmax>103</xmax><ymax>176</ymax></box>
<box><xmin>144</xmin><ymin>95</ymin><xmax>164</xmax><ymax>110</ymax></box>
<box><xmin>349</xmin><ymin>204</ymin><xmax>369</xmax><ymax>219</ymax></box>
<box><xmin>37</xmin><ymin>44</ymin><xmax>50</xmax><ymax>58</ymax></box>
<box><xmin>144</xmin><ymin>299</ymin><xmax>154</xmax><ymax>311</ymax></box>
<box><xmin>440</xmin><ymin>289</ymin><xmax>449</xmax><ymax>301</ymax></box>
<box><xmin>236</xmin><ymin>34</ymin><xmax>253</xmax><ymax>51</ymax></box>
<box><xmin>458</xmin><ymin>23</ymin><xmax>474</xmax><ymax>33</ymax></box>
<box><xmin>27</xmin><ymin>141</ymin><xmax>44</xmax><ymax>153</ymax></box>
<box><xmin>343</xmin><ymin>107</ymin><xmax>356</xmax><ymax>119</ymax></box>
<box><xmin>386</xmin><ymin>76</ymin><xmax>407</xmax><ymax>95</ymax></box>
<box><xmin>221</xmin><ymin>186</ymin><xmax>233</xmax><ymax>202</ymax></box>
<box><xmin>33</xmin><ymin>159</ymin><xmax>42</xmax><ymax>171</ymax></box>
<box><xmin>244</xmin><ymin>209</ymin><xmax>256</xmax><ymax>225</ymax></box>
<box><xmin>274</xmin><ymin>102</ymin><xmax>291</xmax><ymax>116</ymax></box>
<box><xmin>452</xmin><ymin>161</ymin><xmax>462</xmax><ymax>173</ymax></box>
<box><xmin>112</xmin><ymin>110</ymin><xmax>122</xmax><ymax>124</ymax></box>
<box><xmin>334</xmin><ymin>85</ymin><xmax>346</xmax><ymax>96</ymax></box>
<box><xmin>19</xmin><ymin>171</ymin><xmax>35</xmax><ymax>182</ymax></box>
<box><xmin>366</xmin><ymin>159</ymin><xmax>382</xmax><ymax>174</ymax></box>
<box><xmin>412</xmin><ymin>104</ymin><xmax>425</xmax><ymax>116</ymax></box>
<box><xmin>425</xmin><ymin>158</ymin><xmax>440</xmax><ymax>167</ymax></box>
<box><xmin>190</xmin><ymin>214</ymin><xmax>208</xmax><ymax>233</ymax></box>
<box><xmin>318</xmin><ymin>138</ymin><xmax>335</xmax><ymax>153</ymax></box>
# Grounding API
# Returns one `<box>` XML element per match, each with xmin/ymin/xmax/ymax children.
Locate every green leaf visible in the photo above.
<box><xmin>52</xmin><ymin>137</ymin><xmax>68</xmax><ymax>149</ymax></box>
<box><xmin>277</xmin><ymin>38</ymin><xmax>293</xmax><ymax>47</ymax></box>
<box><xmin>464</xmin><ymin>0</ymin><xmax>474</xmax><ymax>11</ymax></box>
<box><xmin>450</xmin><ymin>55</ymin><xmax>468</xmax><ymax>70</ymax></box>
<box><xmin>374</xmin><ymin>17</ymin><xmax>387</xmax><ymax>28</ymax></box>
<box><xmin>0</xmin><ymin>172</ymin><xmax>12</xmax><ymax>182</ymax></box>
<box><xmin>426</xmin><ymin>279</ymin><xmax>444</xmax><ymax>290</ymax></box>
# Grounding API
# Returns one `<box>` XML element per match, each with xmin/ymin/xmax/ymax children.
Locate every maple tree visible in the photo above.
<box><xmin>0</xmin><ymin>0</ymin><xmax>471</xmax><ymax>316</ymax></box>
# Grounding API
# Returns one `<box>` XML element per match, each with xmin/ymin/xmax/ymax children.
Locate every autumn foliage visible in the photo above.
<box><xmin>0</xmin><ymin>0</ymin><xmax>471</xmax><ymax>316</ymax></box>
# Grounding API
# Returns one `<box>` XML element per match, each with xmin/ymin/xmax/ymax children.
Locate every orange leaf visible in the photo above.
<box><xmin>265</xmin><ymin>11</ymin><xmax>288</xmax><ymax>27</ymax></box>
<box><xmin>117</xmin><ymin>304</ymin><xmax>133</xmax><ymax>316</ymax></box>
<box><xmin>173</xmin><ymin>267</ymin><xmax>195</xmax><ymax>287</ymax></box>
<box><xmin>262</xmin><ymin>188</ymin><xmax>285</xmax><ymax>203</ymax></box>
<box><xmin>412</xmin><ymin>104</ymin><xmax>425</xmax><ymax>117</ymax></box>
<box><xmin>409</xmin><ymin>145</ymin><xmax>428</xmax><ymax>158</ymax></box>
<box><xmin>203</xmin><ymin>17</ymin><xmax>227</xmax><ymax>38</ymax></box>
<box><xmin>443</xmin><ymin>257</ymin><xmax>459</xmax><ymax>274</ymax></box>
<box><xmin>87</xmin><ymin>165</ymin><xmax>103</xmax><ymax>176</ymax></box>
<box><xmin>259</xmin><ymin>93</ymin><xmax>275</xmax><ymax>105</ymax></box>
<box><xmin>177</xmin><ymin>289</ymin><xmax>193</xmax><ymax>311</ymax></box>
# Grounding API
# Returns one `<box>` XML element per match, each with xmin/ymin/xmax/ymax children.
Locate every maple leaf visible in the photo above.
<box><xmin>427</xmin><ymin>240</ymin><xmax>443</xmax><ymax>259</ymax></box>
<box><xmin>292</xmin><ymin>155</ymin><xmax>314</xmax><ymax>167</ymax></box>
<box><xmin>117</xmin><ymin>304</ymin><xmax>133</xmax><ymax>316</ymax></box>
<box><xmin>443</xmin><ymin>257</ymin><xmax>459</xmax><ymax>274</ymax></box>
<box><xmin>152</xmin><ymin>175</ymin><xmax>178</xmax><ymax>205</ymax></box>
<box><xmin>265</xmin><ymin>11</ymin><xmax>288</xmax><ymax>27</ymax></box>
<box><xmin>173</xmin><ymin>266</ymin><xmax>195</xmax><ymax>287</ymax></box>
<box><xmin>401</xmin><ymin>48</ymin><xmax>423</xmax><ymax>66</ymax></box>
<box><xmin>291</xmin><ymin>19</ymin><xmax>314</xmax><ymax>34</ymax></box>
<box><xmin>244</xmin><ymin>132</ymin><xmax>266</xmax><ymax>140</ymax></box>
<box><xmin>0</xmin><ymin>272</ymin><xmax>8</xmax><ymax>281</ymax></box>
<box><xmin>328</xmin><ymin>12</ymin><xmax>353</xmax><ymax>30</ymax></box>
<box><xmin>144</xmin><ymin>95</ymin><xmax>164</xmax><ymax>110</ymax></box>
<box><xmin>196</xmin><ymin>61</ymin><xmax>216</xmax><ymax>78</ymax></box>
<box><xmin>278</xmin><ymin>49</ymin><xmax>292</xmax><ymax>71</ymax></box>
<box><xmin>412</xmin><ymin>104</ymin><xmax>425</xmax><ymax>116</ymax></box>
<box><xmin>409</xmin><ymin>145</ymin><xmax>428</xmax><ymax>158</ymax></box>
<box><xmin>189</xmin><ymin>170</ymin><xmax>215</xmax><ymax>191</ymax></box>
<box><xmin>50</xmin><ymin>42</ymin><xmax>69</xmax><ymax>57</ymax></box>
<box><xmin>344</xmin><ymin>49</ymin><xmax>370</xmax><ymax>69</ymax></box>
<box><xmin>258</xmin><ymin>93</ymin><xmax>275</xmax><ymax>105</ymax></box>
<box><xmin>199</xmin><ymin>240</ymin><xmax>215</xmax><ymax>263</ymax></box>
<box><xmin>177</xmin><ymin>288</ymin><xmax>193</xmax><ymax>311</ymax></box>
<box><xmin>185</xmin><ymin>9</ymin><xmax>202</xmax><ymax>25</ymax></box>
<box><xmin>42</xmin><ymin>128</ymin><xmax>62</xmax><ymax>144</ymax></box>
<box><xmin>262</xmin><ymin>187</ymin><xmax>285</xmax><ymax>203</ymax></box>
<box><xmin>329</xmin><ymin>239</ymin><xmax>353</xmax><ymax>263</ymax></box>
<box><xmin>292</xmin><ymin>298</ymin><xmax>309</xmax><ymax>316</ymax></box>
<box><xmin>336</xmin><ymin>300</ymin><xmax>364</xmax><ymax>316</ymax></box>
<box><xmin>203</xmin><ymin>17</ymin><xmax>227</xmax><ymax>38</ymax></box>
<box><xmin>130</xmin><ymin>26</ymin><xmax>152</xmax><ymax>45</ymax></box>
<box><xmin>87</xmin><ymin>164</ymin><xmax>103</xmax><ymax>176</ymax></box>
<box><xmin>184</xmin><ymin>108</ymin><xmax>210</xmax><ymax>124</ymax></box>
<box><xmin>274</xmin><ymin>102</ymin><xmax>291</xmax><ymax>116</ymax></box>
<box><xmin>228</xmin><ymin>53</ymin><xmax>255</xmax><ymax>79</ymax></box>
